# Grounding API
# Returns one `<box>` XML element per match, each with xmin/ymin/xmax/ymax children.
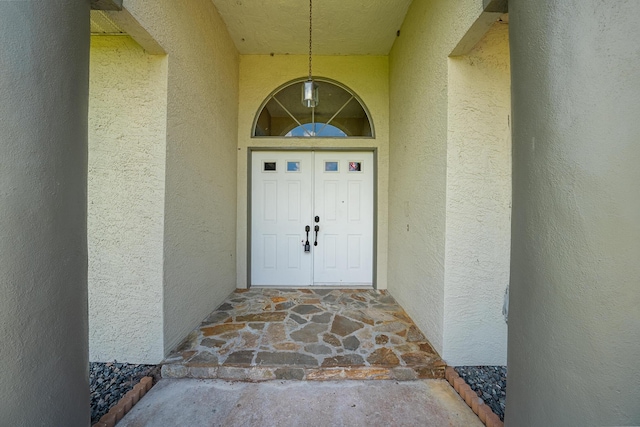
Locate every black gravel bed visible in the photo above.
<box><xmin>90</xmin><ymin>362</ymin><xmax>159</xmax><ymax>424</ymax></box>
<box><xmin>454</xmin><ymin>366</ymin><xmax>507</xmax><ymax>421</ymax></box>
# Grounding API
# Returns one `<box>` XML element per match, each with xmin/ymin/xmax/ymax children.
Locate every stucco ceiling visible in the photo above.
<box><xmin>90</xmin><ymin>10</ymin><xmax>125</xmax><ymax>34</ymax></box>
<box><xmin>210</xmin><ymin>0</ymin><xmax>414</xmax><ymax>55</ymax></box>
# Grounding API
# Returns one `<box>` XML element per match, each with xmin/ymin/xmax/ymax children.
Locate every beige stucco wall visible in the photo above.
<box><xmin>443</xmin><ymin>22</ymin><xmax>511</xmax><ymax>366</ymax></box>
<box><xmin>507</xmin><ymin>0</ymin><xmax>640</xmax><ymax>424</ymax></box>
<box><xmin>124</xmin><ymin>0</ymin><xmax>240</xmax><ymax>355</ymax></box>
<box><xmin>236</xmin><ymin>55</ymin><xmax>389</xmax><ymax>289</ymax></box>
<box><xmin>0</xmin><ymin>2</ymin><xmax>90</xmax><ymax>424</ymax></box>
<box><xmin>388</xmin><ymin>0</ymin><xmax>483</xmax><ymax>354</ymax></box>
<box><xmin>88</xmin><ymin>35</ymin><xmax>167</xmax><ymax>364</ymax></box>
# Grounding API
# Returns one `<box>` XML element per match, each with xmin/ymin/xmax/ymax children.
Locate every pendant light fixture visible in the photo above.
<box><xmin>302</xmin><ymin>0</ymin><xmax>319</xmax><ymax>108</ymax></box>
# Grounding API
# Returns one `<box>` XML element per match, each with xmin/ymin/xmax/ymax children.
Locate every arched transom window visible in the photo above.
<box><xmin>253</xmin><ymin>78</ymin><xmax>374</xmax><ymax>138</ymax></box>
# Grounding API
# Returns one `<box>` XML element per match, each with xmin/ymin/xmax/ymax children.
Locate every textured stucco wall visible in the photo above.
<box><xmin>124</xmin><ymin>0</ymin><xmax>240</xmax><ymax>354</ymax></box>
<box><xmin>507</xmin><ymin>0</ymin><xmax>640</xmax><ymax>425</ymax></box>
<box><xmin>89</xmin><ymin>36</ymin><xmax>167</xmax><ymax>364</ymax></box>
<box><xmin>0</xmin><ymin>2</ymin><xmax>90</xmax><ymax>425</ymax></box>
<box><xmin>236</xmin><ymin>55</ymin><xmax>389</xmax><ymax>289</ymax></box>
<box><xmin>388</xmin><ymin>0</ymin><xmax>483</xmax><ymax>354</ymax></box>
<box><xmin>443</xmin><ymin>22</ymin><xmax>511</xmax><ymax>366</ymax></box>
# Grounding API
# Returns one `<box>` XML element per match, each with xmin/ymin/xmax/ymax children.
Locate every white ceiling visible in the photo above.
<box><xmin>210</xmin><ymin>0</ymin><xmax>414</xmax><ymax>55</ymax></box>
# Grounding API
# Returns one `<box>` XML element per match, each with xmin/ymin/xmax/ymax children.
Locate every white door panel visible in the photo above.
<box><xmin>313</xmin><ymin>152</ymin><xmax>373</xmax><ymax>285</ymax></box>
<box><xmin>251</xmin><ymin>151</ymin><xmax>373</xmax><ymax>287</ymax></box>
<box><xmin>251</xmin><ymin>152</ymin><xmax>313</xmax><ymax>286</ymax></box>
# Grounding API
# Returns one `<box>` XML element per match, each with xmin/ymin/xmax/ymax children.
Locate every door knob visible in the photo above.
<box><xmin>304</xmin><ymin>225</ymin><xmax>311</xmax><ymax>252</ymax></box>
<box><xmin>314</xmin><ymin>225</ymin><xmax>319</xmax><ymax>246</ymax></box>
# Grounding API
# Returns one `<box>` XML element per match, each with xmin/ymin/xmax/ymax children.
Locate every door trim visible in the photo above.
<box><xmin>247</xmin><ymin>147</ymin><xmax>378</xmax><ymax>289</ymax></box>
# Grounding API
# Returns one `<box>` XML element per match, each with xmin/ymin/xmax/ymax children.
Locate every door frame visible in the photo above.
<box><xmin>247</xmin><ymin>147</ymin><xmax>378</xmax><ymax>289</ymax></box>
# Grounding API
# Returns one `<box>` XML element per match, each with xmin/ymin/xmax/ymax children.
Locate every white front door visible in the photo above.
<box><xmin>251</xmin><ymin>151</ymin><xmax>374</xmax><ymax>286</ymax></box>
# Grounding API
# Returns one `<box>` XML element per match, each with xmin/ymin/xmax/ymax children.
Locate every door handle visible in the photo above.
<box><xmin>304</xmin><ymin>225</ymin><xmax>311</xmax><ymax>252</ymax></box>
<box><xmin>314</xmin><ymin>225</ymin><xmax>319</xmax><ymax>246</ymax></box>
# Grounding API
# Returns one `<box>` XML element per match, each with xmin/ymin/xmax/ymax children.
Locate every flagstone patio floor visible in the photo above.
<box><xmin>161</xmin><ymin>288</ymin><xmax>445</xmax><ymax>381</ymax></box>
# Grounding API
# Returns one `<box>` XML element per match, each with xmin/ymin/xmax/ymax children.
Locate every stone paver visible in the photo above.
<box><xmin>331</xmin><ymin>315</ymin><xmax>364</xmax><ymax>336</ymax></box>
<box><xmin>367</xmin><ymin>348</ymin><xmax>400</xmax><ymax>366</ymax></box>
<box><xmin>162</xmin><ymin>289</ymin><xmax>443</xmax><ymax>381</ymax></box>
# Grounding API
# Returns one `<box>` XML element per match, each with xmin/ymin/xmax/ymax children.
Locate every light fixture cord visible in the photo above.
<box><xmin>308</xmin><ymin>0</ymin><xmax>313</xmax><ymax>80</ymax></box>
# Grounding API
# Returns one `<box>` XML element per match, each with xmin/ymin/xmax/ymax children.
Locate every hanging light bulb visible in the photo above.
<box><xmin>302</xmin><ymin>0</ymin><xmax>319</xmax><ymax>108</ymax></box>
<box><xmin>302</xmin><ymin>80</ymin><xmax>318</xmax><ymax>108</ymax></box>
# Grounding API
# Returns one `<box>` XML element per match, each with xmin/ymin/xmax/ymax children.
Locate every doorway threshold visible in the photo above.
<box><xmin>250</xmin><ymin>285</ymin><xmax>374</xmax><ymax>290</ymax></box>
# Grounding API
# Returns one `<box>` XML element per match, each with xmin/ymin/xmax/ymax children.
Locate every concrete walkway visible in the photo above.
<box><xmin>119</xmin><ymin>378</ymin><xmax>483</xmax><ymax>427</ymax></box>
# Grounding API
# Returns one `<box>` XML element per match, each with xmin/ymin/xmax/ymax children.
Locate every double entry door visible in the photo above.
<box><xmin>251</xmin><ymin>151</ymin><xmax>374</xmax><ymax>286</ymax></box>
